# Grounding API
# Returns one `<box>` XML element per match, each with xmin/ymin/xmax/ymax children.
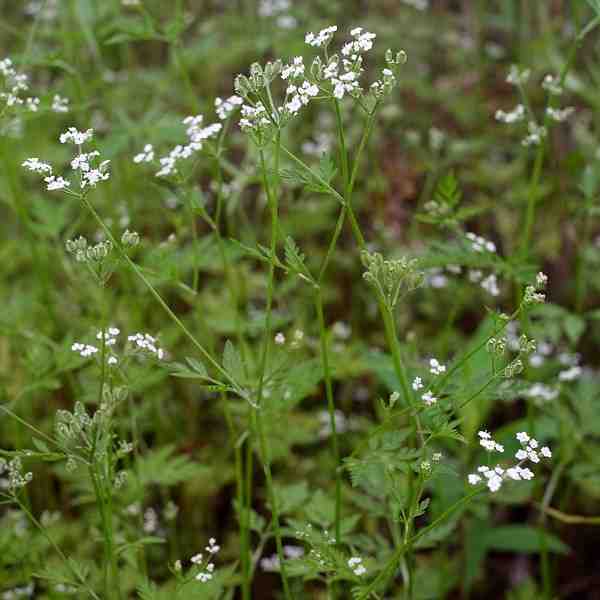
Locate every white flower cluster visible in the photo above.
<box><xmin>0</xmin><ymin>457</ymin><xmax>33</xmax><ymax>494</ymax></box>
<box><xmin>71</xmin><ymin>342</ymin><xmax>99</xmax><ymax>358</ymax></box>
<box><xmin>523</xmin><ymin>271</ymin><xmax>548</xmax><ymax>305</ymax></box>
<box><xmin>558</xmin><ymin>365</ymin><xmax>582</xmax><ymax>382</ymax></box>
<box><xmin>546</xmin><ymin>106</ymin><xmax>575</xmax><ymax>122</ymax></box>
<box><xmin>145</xmin><ymin>114</ymin><xmax>222</xmax><ymax>177</ymax></box>
<box><xmin>60</xmin><ymin>126</ymin><xmax>94</xmax><ymax>145</ymax></box>
<box><xmin>51</xmin><ymin>94</ymin><xmax>69</xmax><ymax>113</ymax></box>
<box><xmin>402</xmin><ymin>0</ymin><xmax>428</xmax><ymax>9</ymax></box>
<box><xmin>468</xmin><ymin>431</ymin><xmax>552</xmax><ymax>492</ymax></box>
<box><xmin>127</xmin><ymin>332</ymin><xmax>166</xmax><ymax>360</ymax></box>
<box><xmin>285</xmin><ymin>79</ymin><xmax>319</xmax><ymax>115</ymax></box>
<box><xmin>325</xmin><ymin>27</ymin><xmax>377</xmax><ymax>100</ymax></box>
<box><xmin>22</xmin><ymin>127</ymin><xmax>109</xmax><ymax>192</ymax></box>
<box><xmin>481</xmin><ymin>273</ymin><xmax>500</xmax><ymax>297</ymax></box>
<box><xmin>258</xmin><ymin>0</ymin><xmax>296</xmax><ymax>29</ymax></box>
<box><xmin>506</xmin><ymin>65</ymin><xmax>530</xmax><ymax>86</ymax></box>
<box><xmin>0</xmin><ymin>582</ymin><xmax>35</xmax><ymax>599</ymax></box>
<box><xmin>0</xmin><ymin>57</ymin><xmax>37</xmax><ymax>111</ymax></box>
<box><xmin>305</xmin><ymin>25</ymin><xmax>338</xmax><ymax>48</ymax></box>
<box><xmin>190</xmin><ymin>538</ymin><xmax>220</xmax><ymax>582</ymax></box>
<box><xmin>542</xmin><ymin>74</ymin><xmax>562</xmax><ymax>96</ymax></box>
<box><xmin>348</xmin><ymin>556</ymin><xmax>367</xmax><ymax>576</ymax></box>
<box><xmin>133</xmin><ymin>144</ymin><xmax>154</xmax><ymax>164</ymax></box>
<box><xmin>466</xmin><ymin>231</ymin><xmax>496</xmax><ymax>253</ymax></box>
<box><xmin>318</xmin><ymin>409</ymin><xmax>349</xmax><ymax>439</ymax></box>
<box><xmin>214</xmin><ymin>95</ymin><xmax>243</xmax><ymax>120</ymax></box>
<box><xmin>522</xmin><ymin>120</ymin><xmax>547</xmax><ymax>147</ymax></box>
<box><xmin>260</xmin><ymin>545</ymin><xmax>304</xmax><ymax>572</ymax></box>
<box><xmin>495</xmin><ymin>104</ymin><xmax>525</xmax><ymax>124</ymax></box>
<box><xmin>429</xmin><ymin>358</ymin><xmax>446</xmax><ymax>375</ymax></box>
<box><xmin>478</xmin><ymin>430</ymin><xmax>504</xmax><ymax>453</ymax></box>
<box><xmin>525</xmin><ymin>382</ymin><xmax>558</xmax><ymax>404</ymax></box>
<box><xmin>411</xmin><ymin>357</ymin><xmax>446</xmax><ymax>406</ymax></box>
<box><xmin>239</xmin><ymin>102</ymin><xmax>271</xmax><ymax>133</ymax></box>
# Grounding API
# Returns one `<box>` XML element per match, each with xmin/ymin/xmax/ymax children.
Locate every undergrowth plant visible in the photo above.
<box><xmin>2</xmin><ymin>1</ymin><xmax>600</xmax><ymax>599</ymax></box>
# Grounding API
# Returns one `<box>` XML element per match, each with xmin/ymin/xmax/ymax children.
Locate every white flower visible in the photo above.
<box><xmin>466</xmin><ymin>232</ymin><xmax>496</xmax><ymax>253</ymax></box>
<box><xmin>44</xmin><ymin>175</ymin><xmax>70</xmax><ymax>191</ymax></box>
<box><xmin>281</xmin><ymin>56</ymin><xmax>305</xmax><ymax>80</ymax></box>
<box><xmin>542</xmin><ymin>74</ymin><xmax>562</xmax><ymax>95</ymax></box>
<box><xmin>26</xmin><ymin>96</ymin><xmax>40</xmax><ymax>111</ymax></box>
<box><xmin>506</xmin><ymin>65</ymin><xmax>530</xmax><ymax>86</ymax></box>
<box><xmin>522</xmin><ymin>121</ymin><xmax>547</xmax><ymax>147</ymax></box>
<box><xmin>59</xmin><ymin>127</ymin><xmax>94</xmax><ymax>145</ymax></box>
<box><xmin>421</xmin><ymin>391</ymin><xmax>437</xmax><ymax>406</ymax></box>
<box><xmin>22</xmin><ymin>157</ymin><xmax>52</xmax><ymax>174</ymax></box>
<box><xmin>495</xmin><ymin>104</ymin><xmax>525</xmax><ymax>124</ymax></box>
<box><xmin>133</xmin><ymin>144</ymin><xmax>154</xmax><ymax>163</ymax></box>
<box><xmin>468</xmin><ymin>474</ymin><xmax>482</xmax><ymax>485</ymax></box>
<box><xmin>558</xmin><ymin>366</ymin><xmax>582</xmax><ymax>381</ymax></box>
<box><xmin>348</xmin><ymin>556</ymin><xmax>366</xmax><ymax>576</ymax></box>
<box><xmin>516</xmin><ymin>432</ymin><xmax>530</xmax><ymax>444</ymax></box>
<box><xmin>206</xmin><ymin>538</ymin><xmax>220</xmax><ymax>554</ymax></box>
<box><xmin>51</xmin><ymin>94</ymin><xmax>69</xmax><ymax>113</ymax></box>
<box><xmin>481</xmin><ymin>273</ymin><xmax>500</xmax><ymax>296</ymax></box>
<box><xmin>71</xmin><ymin>342</ymin><xmax>99</xmax><ymax>357</ymax></box>
<box><xmin>274</xmin><ymin>332</ymin><xmax>286</xmax><ymax>345</ymax></box>
<box><xmin>412</xmin><ymin>376</ymin><xmax>423</xmax><ymax>391</ymax></box>
<box><xmin>260</xmin><ymin>554</ymin><xmax>280</xmax><ymax>572</ymax></box>
<box><xmin>540</xmin><ymin>446</ymin><xmax>552</xmax><ymax>458</ymax></box>
<box><xmin>214</xmin><ymin>95</ymin><xmax>243</xmax><ymax>120</ymax></box>
<box><xmin>305</xmin><ymin>25</ymin><xmax>337</xmax><ymax>47</ymax></box>
<box><xmin>429</xmin><ymin>358</ymin><xmax>446</xmax><ymax>375</ymax></box>
<box><xmin>191</xmin><ymin>553</ymin><xmax>203</xmax><ymax>564</ymax></box>
<box><xmin>546</xmin><ymin>106</ymin><xmax>574</xmax><ymax>122</ymax></box>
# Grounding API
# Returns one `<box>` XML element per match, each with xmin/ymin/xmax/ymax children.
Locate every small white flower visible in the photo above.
<box><xmin>421</xmin><ymin>391</ymin><xmax>437</xmax><ymax>406</ymax></box>
<box><xmin>412</xmin><ymin>376</ymin><xmax>423</xmax><ymax>391</ymax></box>
<box><xmin>134</xmin><ymin>144</ymin><xmax>154</xmax><ymax>163</ymax></box>
<box><xmin>274</xmin><ymin>332</ymin><xmax>286</xmax><ymax>345</ymax></box>
<box><xmin>59</xmin><ymin>127</ymin><xmax>94</xmax><ymax>145</ymax></box>
<box><xmin>516</xmin><ymin>431</ymin><xmax>530</xmax><ymax>444</ymax></box>
<box><xmin>44</xmin><ymin>175</ymin><xmax>71</xmax><ymax>191</ymax></box>
<box><xmin>540</xmin><ymin>446</ymin><xmax>552</xmax><ymax>458</ymax></box>
<box><xmin>22</xmin><ymin>157</ymin><xmax>52</xmax><ymax>174</ymax></box>
<box><xmin>429</xmin><ymin>358</ymin><xmax>446</xmax><ymax>375</ymax></box>
<box><xmin>468</xmin><ymin>473</ymin><xmax>482</xmax><ymax>485</ymax></box>
<box><xmin>558</xmin><ymin>366</ymin><xmax>582</xmax><ymax>382</ymax></box>
<box><xmin>51</xmin><ymin>94</ymin><xmax>69</xmax><ymax>113</ymax></box>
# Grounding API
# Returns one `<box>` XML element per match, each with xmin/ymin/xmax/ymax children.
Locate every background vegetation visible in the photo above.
<box><xmin>1</xmin><ymin>1</ymin><xmax>600</xmax><ymax>598</ymax></box>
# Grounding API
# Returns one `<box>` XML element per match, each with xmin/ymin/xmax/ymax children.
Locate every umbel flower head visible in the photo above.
<box><xmin>468</xmin><ymin>431</ymin><xmax>552</xmax><ymax>492</ymax></box>
<box><xmin>361</xmin><ymin>250</ymin><xmax>424</xmax><ymax>308</ymax></box>
<box><xmin>22</xmin><ymin>127</ymin><xmax>110</xmax><ymax>191</ymax></box>
<box><xmin>233</xmin><ymin>25</ymin><xmax>407</xmax><ymax>144</ymax></box>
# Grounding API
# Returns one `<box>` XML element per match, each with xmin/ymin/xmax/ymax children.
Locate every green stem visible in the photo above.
<box><xmin>315</xmin><ymin>287</ymin><xmax>342</xmax><ymax>546</ymax></box>
<box><xmin>16</xmin><ymin>497</ymin><xmax>101</xmax><ymax>599</ymax></box>
<box><xmin>78</xmin><ymin>194</ymin><xmax>243</xmax><ymax>396</ymax></box>
<box><xmin>358</xmin><ymin>490</ymin><xmax>483</xmax><ymax>599</ymax></box>
<box><xmin>254</xmin><ymin>136</ymin><xmax>292</xmax><ymax>599</ymax></box>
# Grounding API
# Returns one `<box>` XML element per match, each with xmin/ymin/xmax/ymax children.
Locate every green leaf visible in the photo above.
<box><xmin>318</xmin><ymin>153</ymin><xmax>337</xmax><ymax>183</ymax></box>
<box><xmin>223</xmin><ymin>340</ymin><xmax>245</xmax><ymax>384</ymax></box>
<box><xmin>587</xmin><ymin>0</ymin><xmax>600</xmax><ymax>17</ymax></box>
<box><xmin>284</xmin><ymin>236</ymin><xmax>313</xmax><ymax>282</ymax></box>
<box><xmin>135</xmin><ymin>445</ymin><xmax>207</xmax><ymax>487</ymax></box>
<box><xmin>484</xmin><ymin>525</ymin><xmax>569</xmax><ymax>555</ymax></box>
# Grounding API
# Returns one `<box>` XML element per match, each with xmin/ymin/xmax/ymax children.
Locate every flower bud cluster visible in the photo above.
<box><xmin>66</xmin><ymin>236</ymin><xmax>113</xmax><ymax>263</ymax></box>
<box><xmin>361</xmin><ymin>250</ymin><xmax>423</xmax><ymax>309</ymax></box>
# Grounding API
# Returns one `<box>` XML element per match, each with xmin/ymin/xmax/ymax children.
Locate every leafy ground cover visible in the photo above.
<box><xmin>2</xmin><ymin>1</ymin><xmax>600</xmax><ymax>598</ymax></box>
